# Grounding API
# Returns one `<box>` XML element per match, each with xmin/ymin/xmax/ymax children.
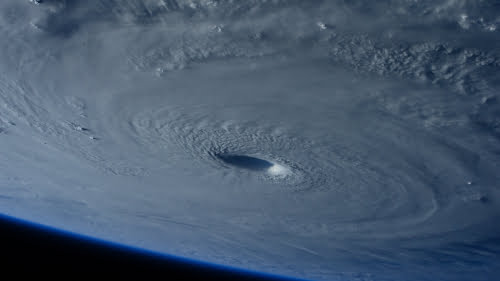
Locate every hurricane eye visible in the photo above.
<box><xmin>216</xmin><ymin>154</ymin><xmax>274</xmax><ymax>171</ymax></box>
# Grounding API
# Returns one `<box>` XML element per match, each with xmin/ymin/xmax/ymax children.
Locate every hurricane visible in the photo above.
<box><xmin>0</xmin><ymin>1</ymin><xmax>499</xmax><ymax>280</ymax></box>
